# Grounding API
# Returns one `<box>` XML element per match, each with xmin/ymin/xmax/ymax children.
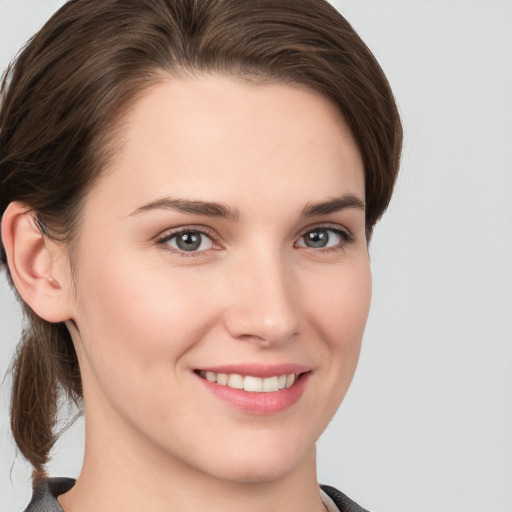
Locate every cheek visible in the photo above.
<box><xmin>304</xmin><ymin>257</ymin><xmax>371</xmax><ymax>397</ymax></box>
<box><xmin>73</xmin><ymin>255</ymin><xmax>221</xmax><ymax>383</ymax></box>
<box><xmin>306</xmin><ymin>256</ymin><xmax>371</xmax><ymax>347</ymax></box>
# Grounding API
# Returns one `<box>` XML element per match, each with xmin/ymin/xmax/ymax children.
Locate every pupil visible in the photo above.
<box><xmin>176</xmin><ymin>232</ymin><xmax>201</xmax><ymax>251</ymax></box>
<box><xmin>306</xmin><ymin>230</ymin><xmax>328</xmax><ymax>248</ymax></box>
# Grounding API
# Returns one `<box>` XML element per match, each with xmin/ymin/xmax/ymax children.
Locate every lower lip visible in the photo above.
<box><xmin>195</xmin><ymin>372</ymin><xmax>311</xmax><ymax>415</ymax></box>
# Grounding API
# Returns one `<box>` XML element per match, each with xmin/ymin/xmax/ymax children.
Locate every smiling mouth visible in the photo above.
<box><xmin>196</xmin><ymin>370</ymin><xmax>305</xmax><ymax>393</ymax></box>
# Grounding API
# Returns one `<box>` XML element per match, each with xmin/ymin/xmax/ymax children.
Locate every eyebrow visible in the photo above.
<box><xmin>130</xmin><ymin>198</ymin><xmax>240</xmax><ymax>220</ymax></box>
<box><xmin>300</xmin><ymin>194</ymin><xmax>365</xmax><ymax>217</ymax></box>
<box><xmin>130</xmin><ymin>193</ymin><xmax>365</xmax><ymax>220</ymax></box>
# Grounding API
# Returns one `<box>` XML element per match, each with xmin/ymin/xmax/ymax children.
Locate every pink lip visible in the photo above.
<box><xmin>194</xmin><ymin>364</ymin><xmax>312</xmax><ymax>415</ymax></box>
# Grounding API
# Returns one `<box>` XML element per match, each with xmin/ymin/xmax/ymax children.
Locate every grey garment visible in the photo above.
<box><xmin>22</xmin><ymin>478</ymin><xmax>370</xmax><ymax>512</ymax></box>
<box><xmin>320</xmin><ymin>485</ymin><xmax>371</xmax><ymax>512</ymax></box>
<box><xmin>22</xmin><ymin>478</ymin><xmax>72</xmax><ymax>512</ymax></box>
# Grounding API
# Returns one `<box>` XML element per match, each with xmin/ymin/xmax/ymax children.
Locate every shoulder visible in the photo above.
<box><xmin>320</xmin><ymin>484</ymin><xmax>371</xmax><ymax>512</ymax></box>
<box><xmin>22</xmin><ymin>478</ymin><xmax>75</xmax><ymax>512</ymax></box>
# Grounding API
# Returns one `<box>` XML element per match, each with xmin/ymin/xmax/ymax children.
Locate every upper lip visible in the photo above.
<box><xmin>195</xmin><ymin>363</ymin><xmax>312</xmax><ymax>378</ymax></box>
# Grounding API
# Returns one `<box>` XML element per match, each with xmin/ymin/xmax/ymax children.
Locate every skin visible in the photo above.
<box><xmin>3</xmin><ymin>75</ymin><xmax>371</xmax><ymax>512</ymax></box>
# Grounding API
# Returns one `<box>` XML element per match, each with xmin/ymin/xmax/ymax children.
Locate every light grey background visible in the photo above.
<box><xmin>1</xmin><ymin>1</ymin><xmax>511</xmax><ymax>511</ymax></box>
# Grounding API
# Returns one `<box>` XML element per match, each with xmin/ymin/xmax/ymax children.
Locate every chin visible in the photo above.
<box><xmin>208</xmin><ymin>460</ymin><xmax>299</xmax><ymax>484</ymax></box>
<box><xmin>196</xmin><ymin>437</ymin><xmax>315</xmax><ymax>484</ymax></box>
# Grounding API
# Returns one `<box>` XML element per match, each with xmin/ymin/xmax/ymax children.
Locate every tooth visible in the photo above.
<box><xmin>216</xmin><ymin>373</ymin><xmax>228</xmax><ymax>386</ymax></box>
<box><xmin>285</xmin><ymin>374</ymin><xmax>295</xmax><ymax>388</ymax></box>
<box><xmin>227</xmin><ymin>374</ymin><xmax>244</xmax><ymax>389</ymax></box>
<box><xmin>262</xmin><ymin>376</ymin><xmax>279</xmax><ymax>392</ymax></box>
<box><xmin>244</xmin><ymin>376</ymin><xmax>263</xmax><ymax>392</ymax></box>
<box><xmin>202</xmin><ymin>371</ymin><xmax>299</xmax><ymax>392</ymax></box>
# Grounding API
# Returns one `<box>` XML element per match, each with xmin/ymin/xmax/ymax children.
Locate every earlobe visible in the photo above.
<box><xmin>1</xmin><ymin>202</ymin><xmax>73</xmax><ymax>323</ymax></box>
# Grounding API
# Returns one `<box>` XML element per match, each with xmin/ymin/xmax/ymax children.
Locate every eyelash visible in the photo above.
<box><xmin>155</xmin><ymin>224</ymin><xmax>354</xmax><ymax>257</ymax></box>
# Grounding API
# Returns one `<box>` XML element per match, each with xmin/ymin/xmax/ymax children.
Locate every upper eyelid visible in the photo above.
<box><xmin>297</xmin><ymin>222</ymin><xmax>353</xmax><ymax>239</ymax></box>
<box><xmin>155</xmin><ymin>225</ymin><xmax>219</xmax><ymax>242</ymax></box>
<box><xmin>155</xmin><ymin>223</ymin><xmax>351</xmax><ymax>237</ymax></box>
<box><xmin>153</xmin><ymin>222</ymin><xmax>354</xmax><ymax>250</ymax></box>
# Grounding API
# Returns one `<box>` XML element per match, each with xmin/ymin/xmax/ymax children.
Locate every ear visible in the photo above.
<box><xmin>1</xmin><ymin>202</ymin><xmax>74</xmax><ymax>323</ymax></box>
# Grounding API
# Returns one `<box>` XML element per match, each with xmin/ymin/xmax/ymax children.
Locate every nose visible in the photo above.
<box><xmin>223</xmin><ymin>251</ymin><xmax>299</xmax><ymax>346</ymax></box>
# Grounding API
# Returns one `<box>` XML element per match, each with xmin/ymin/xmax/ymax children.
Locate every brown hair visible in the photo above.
<box><xmin>0</xmin><ymin>0</ymin><xmax>402</xmax><ymax>476</ymax></box>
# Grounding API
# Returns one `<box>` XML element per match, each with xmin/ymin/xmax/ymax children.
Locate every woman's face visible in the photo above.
<box><xmin>66</xmin><ymin>75</ymin><xmax>371</xmax><ymax>483</ymax></box>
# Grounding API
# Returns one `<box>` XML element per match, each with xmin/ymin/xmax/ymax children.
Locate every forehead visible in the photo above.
<box><xmin>86</xmin><ymin>75</ymin><xmax>364</xmax><ymax>216</ymax></box>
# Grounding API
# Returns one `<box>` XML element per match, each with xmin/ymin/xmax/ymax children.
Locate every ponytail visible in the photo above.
<box><xmin>10</xmin><ymin>307</ymin><xmax>82</xmax><ymax>476</ymax></box>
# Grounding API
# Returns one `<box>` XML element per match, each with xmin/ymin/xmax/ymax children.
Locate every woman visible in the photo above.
<box><xmin>0</xmin><ymin>1</ymin><xmax>402</xmax><ymax>511</ymax></box>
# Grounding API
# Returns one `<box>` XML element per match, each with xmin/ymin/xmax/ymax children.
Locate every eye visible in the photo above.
<box><xmin>160</xmin><ymin>230</ymin><xmax>215</xmax><ymax>253</ymax></box>
<box><xmin>296</xmin><ymin>227</ymin><xmax>351</xmax><ymax>250</ymax></box>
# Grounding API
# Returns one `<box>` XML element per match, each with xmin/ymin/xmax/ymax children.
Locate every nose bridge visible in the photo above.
<box><xmin>224</xmin><ymin>246</ymin><xmax>299</xmax><ymax>345</ymax></box>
